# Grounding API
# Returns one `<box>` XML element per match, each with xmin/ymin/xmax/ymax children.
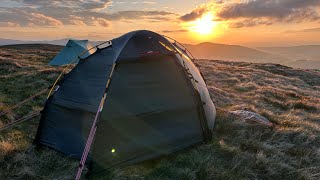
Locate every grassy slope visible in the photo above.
<box><xmin>0</xmin><ymin>45</ymin><xmax>319</xmax><ymax>179</ymax></box>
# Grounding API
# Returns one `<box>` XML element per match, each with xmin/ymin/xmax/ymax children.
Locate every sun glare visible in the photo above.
<box><xmin>191</xmin><ymin>13</ymin><xmax>217</xmax><ymax>35</ymax></box>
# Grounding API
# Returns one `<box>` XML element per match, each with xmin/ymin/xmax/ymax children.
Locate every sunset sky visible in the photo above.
<box><xmin>0</xmin><ymin>0</ymin><xmax>320</xmax><ymax>47</ymax></box>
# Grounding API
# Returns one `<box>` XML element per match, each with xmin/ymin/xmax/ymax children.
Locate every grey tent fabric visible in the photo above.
<box><xmin>35</xmin><ymin>30</ymin><xmax>216</xmax><ymax>177</ymax></box>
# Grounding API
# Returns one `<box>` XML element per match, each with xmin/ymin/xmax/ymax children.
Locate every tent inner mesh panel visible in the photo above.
<box><xmin>91</xmin><ymin>55</ymin><xmax>204</xmax><ymax>176</ymax></box>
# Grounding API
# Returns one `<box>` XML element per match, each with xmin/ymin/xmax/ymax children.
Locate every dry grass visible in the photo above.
<box><xmin>0</xmin><ymin>45</ymin><xmax>319</xmax><ymax>179</ymax></box>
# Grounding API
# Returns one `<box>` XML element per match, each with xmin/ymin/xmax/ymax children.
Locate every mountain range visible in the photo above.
<box><xmin>184</xmin><ymin>43</ymin><xmax>320</xmax><ymax>69</ymax></box>
<box><xmin>0</xmin><ymin>38</ymin><xmax>68</xmax><ymax>46</ymax></box>
<box><xmin>184</xmin><ymin>42</ymin><xmax>286</xmax><ymax>64</ymax></box>
<box><xmin>0</xmin><ymin>38</ymin><xmax>319</xmax><ymax>69</ymax></box>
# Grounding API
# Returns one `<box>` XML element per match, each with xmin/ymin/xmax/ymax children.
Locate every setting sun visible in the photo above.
<box><xmin>191</xmin><ymin>13</ymin><xmax>217</xmax><ymax>35</ymax></box>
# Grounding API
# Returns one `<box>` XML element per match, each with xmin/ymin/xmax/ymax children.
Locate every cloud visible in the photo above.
<box><xmin>179</xmin><ymin>4</ymin><xmax>209</xmax><ymax>22</ymax></box>
<box><xmin>81</xmin><ymin>0</ymin><xmax>112</xmax><ymax>11</ymax></box>
<box><xmin>131</xmin><ymin>1</ymin><xmax>156</xmax><ymax>5</ymax></box>
<box><xmin>217</xmin><ymin>0</ymin><xmax>320</xmax><ymax>28</ymax></box>
<box><xmin>18</xmin><ymin>0</ymin><xmax>112</xmax><ymax>10</ymax></box>
<box><xmin>17</xmin><ymin>0</ymin><xmax>79</xmax><ymax>7</ymax></box>
<box><xmin>179</xmin><ymin>0</ymin><xmax>223</xmax><ymax>22</ymax></box>
<box><xmin>96</xmin><ymin>18</ymin><xmax>110</xmax><ymax>27</ymax></box>
<box><xmin>0</xmin><ymin>22</ymin><xmax>20</xmax><ymax>27</ymax></box>
<box><xmin>300</xmin><ymin>28</ymin><xmax>320</xmax><ymax>32</ymax></box>
<box><xmin>162</xmin><ymin>29</ymin><xmax>188</xmax><ymax>33</ymax></box>
<box><xmin>217</xmin><ymin>0</ymin><xmax>320</xmax><ymax>19</ymax></box>
<box><xmin>284</xmin><ymin>27</ymin><xmax>320</xmax><ymax>33</ymax></box>
<box><xmin>179</xmin><ymin>0</ymin><xmax>320</xmax><ymax>28</ymax></box>
<box><xmin>229</xmin><ymin>19</ymin><xmax>273</xmax><ymax>28</ymax></box>
<box><xmin>69</xmin><ymin>20</ymin><xmax>86</xmax><ymax>26</ymax></box>
<box><xmin>28</xmin><ymin>13</ymin><xmax>63</xmax><ymax>26</ymax></box>
<box><xmin>0</xmin><ymin>8</ymin><xmax>63</xmax><ymax>27</ymax></box>
<box><xmin>107</xmin><ymin>10</ymin><xmax>175</xmax><ymax>21</ymax></box>
<box><xmin>141</xmin><ymin>1</ymin><xmax>157</xmax><ymax>5</ymax></box>
<box><xmin>0</xmin><ymin>1</ymin><xmax>176</xmax><ymax>27</ymax></box>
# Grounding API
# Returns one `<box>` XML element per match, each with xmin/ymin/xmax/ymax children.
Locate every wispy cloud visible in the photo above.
<box><xmin>131</xmin><ymin>1</ymin><xmax>157</xmax><ymax>5</ymax></box>
<box><xmin>81</xmin><ymin>0</ymin><xmax>112</xmax><ymax>11</ymax></box>
<box><xmin>284</xmin><ymin>27</ymin><xmax>320</xmax><ymax>33</ymax></box>
<box><xmin>141</xmin><ymin>1</ymin><xmax>157</xmax><ymax>5</ymax></box>
<box><xmin>161</xmin><ymin>29</ymin><xmax>188</xmax><ymax>33</ymax></box>
<box><xmin>28</xmin><ymin>13</ymin><xmax>63</xmax><ymax>26</ymax></box>
<box><xmin>228</xmin><ymin>19</ymin><xmax>272</xmax><ymax>28</ymax></box>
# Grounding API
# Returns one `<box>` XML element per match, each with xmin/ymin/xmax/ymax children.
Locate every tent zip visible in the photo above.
<box><xmin>75</xmin><ymin>63</ymin><xmax>116</xmax><ymax>180</ymax></box>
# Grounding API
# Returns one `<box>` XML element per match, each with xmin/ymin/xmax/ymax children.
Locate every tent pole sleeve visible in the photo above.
<box><xmin>75</xmin><ymin>63</ymin><xmax>116</xmax><ymax>180</ymax></box>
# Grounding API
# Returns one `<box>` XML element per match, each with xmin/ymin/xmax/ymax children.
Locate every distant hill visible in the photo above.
<box><xmin>184</xmin><ymin>42</ymin><xmax>288</xmax><ymax>64</ymax></box>
<box><xmin>0</xmin><ymin>44</ymin><xmax>62</xmax><ymax>50</ymax></box>
<box><xmin>0</xmin><ymin>38</ymin><xmax>27</xmax><ymax>45</ymax></box>
<box><xmin>1</xmin><ymin>38</ymin><xmax>319</xmax><ymax>69</ymax></box>
<box><xmin>283</xmin><ymin>59</ymin><xmax>320</xmax><ymax>69</ymax></box>
<box><xmin>257</xmin><ymin>45</ymin><xmax>320</xmax><ymax>61</ymax></box>
<box><xmin>257</xmin><ymin>45</ymin><xmax>320</xmax><ymax>69</ymax></box>
<box><xmin>0</xmin><ymin>38</ymin><xmax>69</xmax><ymax>46</ymax></box>
<box><xmin>0</xmin><ymin>38</ymin><xmax>109</xmax><ymax>46</ymax></box>
<box><xmin>184</xmin><ymin>42</ymin><xmax>320</xmax><ymax>69</ymax></box>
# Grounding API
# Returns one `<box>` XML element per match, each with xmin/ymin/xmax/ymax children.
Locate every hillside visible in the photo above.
<box><xmin>185</xmin><ymin>42</ymin><xmax>320</xmax><ymax>69</ymax></box>
<box><xmin>0</xmin><ymin>39</ymin><xmax>27</xmax><ymax>46</ymax></box>
<box><xmin>257</xmin><ymin>45</ymin><xmax>320</xmax><ymax>69</ymax></box>
<box><xmin>257</xmin><ymin>45</ymin><xmax>320</xmax><ymax>61</ymax></box>
<box><xmin>0</xmin><ymin>45</ymin><xmax>319</xmax><ymax>179</ymax></box>
<box><xmin>184</xmin><ymin>42</ymin><xmax>288</xmax><ymax>64</ymax></box>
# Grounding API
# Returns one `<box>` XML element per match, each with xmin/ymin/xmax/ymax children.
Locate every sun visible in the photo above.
<box><xmin>191</xmin><ymin>13</ymin><xmax>217</xmax><ymax>35</ymax></box>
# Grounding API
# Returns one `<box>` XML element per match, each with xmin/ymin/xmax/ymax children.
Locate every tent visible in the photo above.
<box><xmin>49</xmin><ymin>40</ymin><xmax>95</xmax><ymax>66</ymax></box>
<box><xmin>34</xmin><ymin>30</ymin><xmax>216</xmax><ymax>178</ymax></box>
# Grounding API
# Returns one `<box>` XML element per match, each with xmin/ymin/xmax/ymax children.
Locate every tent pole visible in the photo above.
<box><xmin>75</xmin><ymin>63</ymin><xmax>116</xmax><ymax>180</ymax></box>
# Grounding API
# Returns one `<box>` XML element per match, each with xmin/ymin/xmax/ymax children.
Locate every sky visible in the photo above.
<box><xmin>0</xmin><ymin>0</ymin><xmax>320</xmax><ymax>47</ymax></box>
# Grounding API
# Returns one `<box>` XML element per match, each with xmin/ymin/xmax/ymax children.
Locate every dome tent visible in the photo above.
<box><xmin>34</xmin><ymin>30</ymin><xmax>216</xmax><ymax>178</ymax></box>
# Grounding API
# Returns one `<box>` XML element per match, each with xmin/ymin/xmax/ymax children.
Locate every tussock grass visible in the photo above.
<box><xmin>0</xmin><ymin>46</ymin><xmax>319</xmax><ymax>179</ymax></box>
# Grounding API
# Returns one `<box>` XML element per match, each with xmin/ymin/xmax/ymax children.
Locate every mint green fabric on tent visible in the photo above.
<box><xmin>49</xmin><ymin>40</ymin><xmax>95</xmax><ymax>66</ymax></box>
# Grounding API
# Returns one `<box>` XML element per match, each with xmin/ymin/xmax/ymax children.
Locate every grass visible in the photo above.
<box><xmin>0</xmin><ymin>45</ymin><xmax>319</xmax><ymax>179</ymax></box>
